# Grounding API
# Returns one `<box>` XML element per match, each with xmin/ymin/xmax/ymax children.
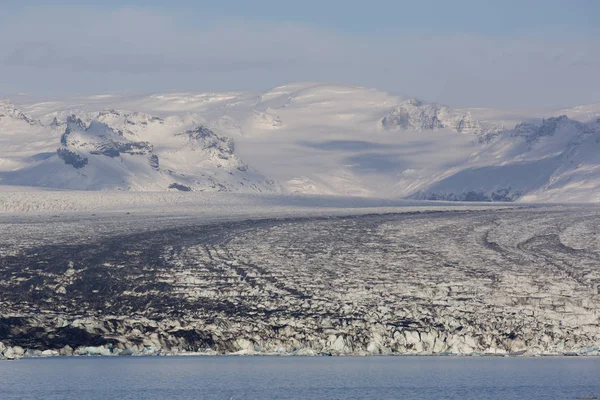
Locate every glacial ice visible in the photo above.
<box><xmin>0</xmin><ymin>205</ymin><xmax>599</xmax><ymax>358</ymax></box>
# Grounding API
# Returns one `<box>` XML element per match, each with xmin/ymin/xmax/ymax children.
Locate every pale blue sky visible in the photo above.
<box><xmin>1</xmin><ymin>1</ymin><xmax>599</xmax><ymax>108</ymax></box>
<box><xmin>4</xmin><ymin>0</ymin><xmax>600</xmax><ymax>35</ymax></box>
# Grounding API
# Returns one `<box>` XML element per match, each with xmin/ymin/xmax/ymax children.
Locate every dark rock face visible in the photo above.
<box><xmin>512</xmin><ymin>116</ymin><xmax>584</xmax><ymax>143</ymax></box>
<box><xmin>415</xmin><ymin>188</ymin><xmax>520</xmax><ymax>202</ymax></box>
<box><xmin>65</xmin><ymin>116</ymin><xmax>87</xmax><ymax>134</ymax></box>
<box><xmin>168</xmin><ymin>182</ymin><xmax>192</xmax><ymax>191</ymax></box>
<box><xmin>88</xmin><ymin>141</ymin><xmax>154</xmax><ymax>158</ymax></box>
<box><xmin>149</xmin><ymin>154</ymin><xmax>159</xmax><ymax>170</ymax></box>
<box><xmin>0</xmin><ymin>209</ymin><xmax>599</xmax><ymax>358</ymax></box>
<box><xmin>112</xmin><ymin>141</ymin><xmax>153</xmax><ymax>155</ymax></box>
<box><xmin>1</xmin><ymin>108</ymin><xmax>274</xmax><ymax>193</ymax></box>
<box><xmin>0</xmin><ymin>101</ymin><xmax>39</xmax><ymax>126</ymax></box>
<box><xmin>382</xmin><ymin>100</ymin><xmax>444</xmax><ymax>131</ymax></box>
<box><xmin>90</xmin><ymin>147</ymin><xmax>120</xmax><ymax>158</ymax></box>
<box><xmin>0</xmin><ymin>317</ymin><xmax>110</xmax><ymax>350</ymax></box>
<box><xmin>62</xmin><ymin>115</ymin><xmax>155</xmax><ymax>159</ymax></box>
<box><xmin>56</xmin><ymin>148</ymin><xmax>88</xmax><ymax>169</ymax></box>
<box><xmin>381</xmin><ymin>99</ymin><xmax>503</xmax><ymax>136</ymax></box>
<box><xmin>181</xmin><ymin>126</ymin><xmax>235</xmax><ymax>155</ymax></box>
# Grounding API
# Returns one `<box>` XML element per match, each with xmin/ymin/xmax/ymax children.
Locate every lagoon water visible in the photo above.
<box><xmin>0</xmin><ymin>356</ymin><xmax>599</xmax><ymax>399</ymax></box>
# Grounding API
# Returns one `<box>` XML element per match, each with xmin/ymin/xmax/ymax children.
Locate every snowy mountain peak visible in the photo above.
<box><xmin>0</xmin><ymin>106</ymin><xmax>278</xmax><ymax>193</ymax></box>
<box><xmin>61</xmin><ymin>116</ymin><xmax>152</xmax><ymax>160</ymax></box>
<box><xmin>403</xmin><ymin>98</ymin><xmax>423</xmax><ymax>107</ymax></box>
<box><xmin>3</xmin><ymin>83</ymin><xmax>600</xmax><ymax>201</ymax></box>
<box><xmin>65</xmin><ymin>115</ymin><xmax>87</xmax><ymax>133</ymax></box>
<box><xmin>182</xmin><ymin>125</ymin><xmax>233</xmax><ymax>151</ymax></box>
<box><xmin>0</xmin><ymin>100</ymin><xmax>39</xmax><ymax>125</ymax></box>
<box><xmin>96</xmin><ymin>109</ymin><xmax>166</xmax><ymax>137</ymax></box>
<box><xmin>413</xmin><ymin>114</ymin><xmax>600</xmax><ymax>203</ymax></box>
<box><xmin>381</xmin><ymin>99</ymin><xmax>501</xmax><ymax>136</ymax></box>
<box><xmin>49</xmin><ymin>117</ymin><xmax>62</xmax><ymax>128</ymax></box>
<box><xmin>176</xmin><ymin>125</ymin><xmax>250</xmax><ymax>173</ymax></box>
<box><xmin>511</xmin><ymin>115</ymin><xmax>585</xmax><ymax>143</ymax></box>
<box><xmin>382</xmin><ymin>99</ymin><xmax>445</xmax><ymax>131</ymax></box>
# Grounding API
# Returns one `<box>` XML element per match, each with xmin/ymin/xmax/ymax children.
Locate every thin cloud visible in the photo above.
<box><xmin>0</xmin><ymin>6</ymin><xmax>598</xmax><ymax>108</ymax></box>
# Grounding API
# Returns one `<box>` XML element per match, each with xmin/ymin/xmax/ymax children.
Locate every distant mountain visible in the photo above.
<box><xmin>3</xmin><ymin>83</ymin><xmax>600</xmax><ymax>202</ymax></box>
<box><xmin>412</xmin><ymin>115</ymin><xmax>600</xmax><ymax>202</ymax></box>
<box><xmin>0</xmin><ymin>101</ymin><xmax>39</xmax><ymax>126</ymax></box>
<box><xmin>0</xmin><ymin>101</ymin><xmax>278</xmax><ymax>192</ymax></box>
<box><xmin>382</xmin><ymin>98</ymin><xmax>503</xmax><ymax>136</ymax></box>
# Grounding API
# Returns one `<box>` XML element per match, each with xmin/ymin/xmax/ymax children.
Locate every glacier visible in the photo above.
<box><xmin>1</xmin><ymin>83</ymin><xmax>600</xmax><ymax>359</ymax></box>
<box><xmin>0</xmin><ymin>205</ymin><xmax>600</xmax><ymax>358</ymax></box>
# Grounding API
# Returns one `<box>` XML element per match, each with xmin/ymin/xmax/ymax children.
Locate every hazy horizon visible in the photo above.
<box><xmin>1</xmin><ymin>1</ymin><xmax>599</xmax><ymax>109</ymax></box>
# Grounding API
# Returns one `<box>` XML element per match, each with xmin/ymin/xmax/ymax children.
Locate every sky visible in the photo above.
<box><xmin>0</xmin><ymin>0</ymin><xmax>599</xmax><ymax>108</ymax></box>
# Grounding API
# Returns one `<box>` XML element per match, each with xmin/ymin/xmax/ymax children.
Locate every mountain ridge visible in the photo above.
<box><xmin>2</xmin><ymin>83</ymin><xmax>600</xmax><ymax>202</ymax></box>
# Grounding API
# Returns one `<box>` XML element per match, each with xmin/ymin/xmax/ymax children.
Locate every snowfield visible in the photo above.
<box><xmin>0</xmin><ymin>190</ymin><xmax>512</xmax><ymax>216</ymax></box>
<box><xmin>2</xmin><ymin>82</ymin><xmax>600</xmax><ymax>202</ymax></box>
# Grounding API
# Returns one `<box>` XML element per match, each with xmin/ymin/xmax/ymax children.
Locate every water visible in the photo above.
<box><xmin>0</xmin><ymin>356</ymin><xmax>599</xmax><ymax>399</ymax></box>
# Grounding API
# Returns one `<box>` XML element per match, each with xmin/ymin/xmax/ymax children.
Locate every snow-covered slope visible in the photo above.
<box><xmin>413</xmin><ymin>116</ymin><xmax>600</xmax><ymax>202</ymax></box>
<box><xmin>3</xmin><ymin>82</ymin><xmax>600</xmax><ymax>201</ymax></box>
<box><xmin>0</xmin><ymin>100</ymin><xmax>277</xmax><ymax>192</ymax></box>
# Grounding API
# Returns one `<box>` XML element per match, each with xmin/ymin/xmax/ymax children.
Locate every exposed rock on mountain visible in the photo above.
<box><xmin>382</xmin><ymin>99</ymin><xmax>445</xmax><ymax>131</ymax></box>
<box><xmin>178</xmin><ymin>126</ymin><xmax>249</xmax><ymax>172</ymax></box>
<box><xmin>168</xmin><ymin>182</ymin><xmax>192</xmax><ymax>191</ymax></box>
<box><xmin>381</xmin><ymin>98</ymin><xmax>502</xmax><ymax>136</ymax></box>
<box><xmin>413</xmin><ymin>115</ymin><xmax>600</xmax><ymax>202</ymax></box>
<box><xmin>511</xmin><ymin>115</ymin><xmax>583</xmax><ymax>143</ymax></box>
<box><xmin>0</xmin><ymin>101</ymin><xmax>39</xmax><ymax>126</ymax></box>
<box><xmin>179</xmin><ymin>126</ymin><xmax>233</xmax><ymax>156</ymax></box>
<box><xmin>61</xmin><ymin>116</ymin><xmax>155</xmax><ymax>160</ymax></box>
<box><xmin>415</xmin><ymin>188</ymin><xmax>520</xmax><ymax>202</ymax></box>
<box><xmin>95</xmin><ymin>109</ymin><xmax>166</xmax><ymax>138</ymax></box>
<box><xmin>3</xmin><ymin>83</ymin><xmax>600</xmax><ymax>201</ymax></box>
<box><xmin>0</xmin><ymin>104</ymin><xmax>278</xmax><ymax>193</ymax></box>
<box><xmin>56</xmin><ymin>148</ymin><xmax>88</xmax><ymax>169</ymax></box>
<box><xmin>149</xmin><ymin>154</ymin><xmax>159</xmax><ymax>170</ymax></box>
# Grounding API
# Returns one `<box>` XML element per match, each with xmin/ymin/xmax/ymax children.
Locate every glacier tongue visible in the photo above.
<box><xmin>1</xmin><ymin>207</ymin><xmax>599</xmax><ymax>357</ymax></box>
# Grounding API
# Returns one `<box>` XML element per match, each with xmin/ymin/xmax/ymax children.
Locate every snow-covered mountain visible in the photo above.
<box><xmin>412</xmin><ymin>115</ymin><xmax>600</xmax><ymax>202</ymax></box>
<box><xmin>382</xmin><ymin>98</ymin><xmax>503</xmax><ymax>136</ymax></box>
<box><xmin>2</xmin><ymin>82</ymin><xmax>600</xmax><ymax>201</ymax></box>
<box><xmin>0</xmin><ymin>101</ymin><xmax>277</xmax><ymax>192</ymax></box>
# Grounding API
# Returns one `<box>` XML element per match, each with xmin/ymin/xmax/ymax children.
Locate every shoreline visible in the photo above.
<box><xmin>3</xmin><ymin>347</ymin><xmax>600</xmax><ymax>360</ymax></box>
<box><xmin>2</xmin><ymin>208</ymin><xmax>600</xmax><ymax>364</ymax></box>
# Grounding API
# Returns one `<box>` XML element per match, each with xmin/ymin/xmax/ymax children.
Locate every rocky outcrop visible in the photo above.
<box><xmin>177</xmin><ymin>125</ymin><xmax>251</xmax><ymax>174</ymax></box>
<box><xmin>56</xmin><ymin>148</ymin><xmax>88</xmax><ymax>169</ymax></box>
<box><xmin>414</xmin><ymin>188</ymin><xmax>521</xmax><ymax>202</ymax></box>
<box><xmin>96</xmin><ymin>109</ymin><xmax>165</xmax><ymax>137</ymax></box>
<box><xmin>0</xmin><ymin>209</ymin><xmax>599</xmax><ymax>358</ymax></box>
<box><xmin>0</xmin><ymin>104</ymin><xmax>280</xmax><ymax>193</ymax></box>
<box><xmin>511</xmin><ymin>115</ymin><xmax>584</xmax><ymax>143</ymax></box>
<box><xmin>382</xmin><ymin>99</ymin><xmax>444</xmax><ymax>131</ymax></box>
<box><xmin>168</xmin><ymin>182</ymin><xmax>192</xmax><ymax>192</ymax></box>
<box><xmin>0</xmin><ymin>101</ymin><xmax>39</xmax><ymax>126</ymax></box>
<box><xmin>179</xmin><ymin>126</ymin><xmax>236</xmax><ymax>159</ymax></box>
<box><xmin>408</xmin><ymin>115</ymin><xmax>600</xmax><ymax>202</ymax></box>
<box><xmin>62</xmin><ymin>117</ymin><xmax>154</xmax><ymax>159</ymax></box>
<box><xmin>382</xmin><ymin>99</ymin><xmax>503</xmax><ymax>136</ymax></box>
<box><xmin>149</xmin><ymin>154</ymin><xmax>159</xmax><ymax>171</ymax></box>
